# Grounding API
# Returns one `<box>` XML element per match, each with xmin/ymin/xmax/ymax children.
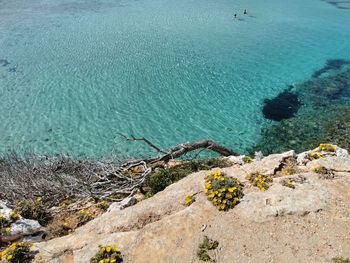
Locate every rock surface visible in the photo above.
<box><xmin>34</xmin><ymin>147</ymin><xmax>350</xmax><ymax>263</ymax></box>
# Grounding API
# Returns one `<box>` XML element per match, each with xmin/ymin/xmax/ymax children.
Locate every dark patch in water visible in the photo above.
<box><xmin>8</xmin><ymin>67</ymin><xmax>17</xmax><ymax>73</ymax></box>
<box><xmin>323</xmin><ymin>0</ymin><xmax>350</xmax><ymax>9</ymax></box>
<box><xmin>0</xmin><ymin>59</ymin><xmax>10</xmax><ymax>67</ymax></box>
<box><xmin>252</xmin><ymin>61</ymin><xmax>350</xmax><ymax>156</ymax></box>
<box><xmin>262</xmin><ymin>87</ymin><xmax>301</xmax><ymax>121</ymax></box>
<box><xmin>313</xmin><ymin>59</ymin><xmax>350</xmax><ymax>78</ymax></box>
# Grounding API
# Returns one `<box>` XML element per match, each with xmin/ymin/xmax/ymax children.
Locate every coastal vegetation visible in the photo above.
<box><xmin>246</xmin><ymin>172</ymin><xmax>273</xmax><ymax>191</ymax></box>
<box><xmin>90</xmin><ymin>244</ymin><xmax>123</xmax><ymax>263</ymax></box>
<box><xmin>0</xmin><ymin>242</ymin><xmax>33</xmax><ymax>263</ymax></box>
<box><xmin>197</xmin><ymin>236</ymin><xmax>219</xmax><ymax>262</ymax></box>
<box><xmin>205</xmin><ymin>171</ymin><xmax>244</xmax><ymax>211</ymax></box>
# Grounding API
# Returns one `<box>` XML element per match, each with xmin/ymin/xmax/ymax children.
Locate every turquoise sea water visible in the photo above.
<box><xmin>1</xmin><ymin>0</ymin><xmax>350</xmax><ymax>158</ymax></box>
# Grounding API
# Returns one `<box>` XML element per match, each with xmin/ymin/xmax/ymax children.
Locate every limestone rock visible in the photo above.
<box><xmin>107</xmin><ymin>196</ymin><xmax>137</xmax><ymax>212</ymax></box>
<box><xmin>244</xmin><ymin>150</ymin><xmax>295</xmax><ymax>175</ymax></box>
<box><xmin>4</xmin><ymin>219</ymin><xmax>42</xmax><ymax>242</ymax></box>
<box><xmin>34</xmin><ymin>149</ymin><xmax>350</xmax><ymax>263</ymax></box>
<box><xmin>237</xmin><ymin>174</ymin><xmax>328</xmax><ymax>222</ymax></box>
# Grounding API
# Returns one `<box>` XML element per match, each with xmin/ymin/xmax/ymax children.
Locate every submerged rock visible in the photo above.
<box><xmin>312</xmin><ymin>59</ymin><xmax>350</xmax><ymax>78</ymax></box>
<box><xmin>262</xmin><ymin>88</ymin><xmax>301</xmax><ymax>121</ymax></box>
<box><xmin>0</xmin><ymin>58</ymin><xmax>10</xmax><ymax>67</ymax></box>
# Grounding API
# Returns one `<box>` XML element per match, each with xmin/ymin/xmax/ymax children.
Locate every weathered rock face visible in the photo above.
<box><xmin>34</xmin><ymin>147</ymin><xmax>350</xmax><ymax>263</ymax></box>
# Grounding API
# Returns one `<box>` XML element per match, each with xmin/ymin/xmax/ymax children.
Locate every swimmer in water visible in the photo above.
<box><xmin>244</xmin><ymin>9</ymin><xmax>247</xmax><ymax>15</ymax></box>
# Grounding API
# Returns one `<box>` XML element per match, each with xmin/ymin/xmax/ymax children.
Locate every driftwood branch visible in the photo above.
<box><xmin>143</xmin><ymin>140</ymin><xmax>239</xmax><ymax>164</ymax></box>
<box><xmin>117</xmin><ymin>133</ymin><xmax>167</xmax><ymax>154</ymax></box>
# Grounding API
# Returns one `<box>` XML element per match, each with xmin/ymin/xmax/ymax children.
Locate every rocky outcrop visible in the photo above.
<box><xmin>34</xmin><ymin>146</ymin><xmax>350</xmax><ymax>263</ymax></box>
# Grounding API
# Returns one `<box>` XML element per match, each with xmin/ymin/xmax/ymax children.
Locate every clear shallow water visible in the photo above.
<box><xmin>0</xmin><ymin>0</ymin><xmax>350</xmax><ymax>158</ymax></box>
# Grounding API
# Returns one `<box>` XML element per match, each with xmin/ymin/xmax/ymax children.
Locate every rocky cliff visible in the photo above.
<box><xmin>33</xmin><ymin>146</ymin><xmax>350</xmax><ymax>263</ymax></box>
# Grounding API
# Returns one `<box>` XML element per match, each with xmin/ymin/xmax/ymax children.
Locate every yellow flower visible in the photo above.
<box><xmin>100</xmin><ymin>247</ymin><xmax>106</xmax><ymax>253</ymax></box>
<box><xmin>7</xmin><ymin>255</ymin><xmax>13</xmax><ymax>260</ymax></box>
<box><xmin>9</xmin><ymin>243</ymin><xmax>16</xmax><ymax>250</ymax></box>
<box><xmin>106</xmin><ymin>246</ymin><xmax>111</xmax><ymax>253</ymax></box>
<box><xmin>111</xmin><ymin>260</ymin><xmax>116</xmax><ymax>263</ymax></box>
<box><xmin>228</xmin><ymin>187</ymin><xmax>236</xmax><ymax>193</ymax></box>
<box><xmin>5</xmin><ymin>227</ymin><xmax>11</xmax><ymax>232</ymax></box>
<box><xmin>99</xmin><ymin>260</ymin><xmax>104</xmax><ymax>263</ymax></box>
<box><xmin>113</xmin><ymin>246</ymin><xmax>118</xmax><ymax>252</ymax></box>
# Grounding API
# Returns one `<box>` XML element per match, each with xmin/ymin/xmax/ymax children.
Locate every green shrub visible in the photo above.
<box><xmin>332</xmin><ymin>257</ymin><xmax>350</xmax><ymax>263</ymax></box>
<box><xmin>14</xmin><ymin>198</ymin><xmax>51</xmax><ymax>226</ymax></box>
<box><xmin>197</xmin><ymin>236</ymin><xmax>219</xmax><ymax>262</ymax></box>
<box><xmin>146</xmin><ymin>158</ymin><xmax>232</xmax><ymax>196</ymax></box>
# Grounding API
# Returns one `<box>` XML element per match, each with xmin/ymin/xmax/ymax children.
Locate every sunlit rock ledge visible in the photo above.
<box><xmin>29</xmin><ymin>144</ymin><xmax>350</xmax><ymax>263</ymax></box>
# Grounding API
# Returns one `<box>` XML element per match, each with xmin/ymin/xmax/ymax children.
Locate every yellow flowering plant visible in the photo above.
<box><xmin>242</xmin><ymin>156</ymin><xmax>254</xmax><ymax>164</ymax></box>
<box><xmin>77</xmin><ymin>209</ymin><xmax>95</xmax><ymax>226</ymax></box>
<box><xmin>282</xmin><ymin>180</ymin><xmax>295</xmax><ymax>189</ymax></box>
<box><xmin>0</xmin><ymin>211</ymin><xmax>21</xmax><ymax>237</ymax></box>
<box><xmin>184</xmin><ymin>194</ymin><xmax>195</xmax><ymax>206</ymax></box>
<box><xmin>308</xmin><ymin>143</ymin><xmax>337</xmax><ymax>160</ymax></box>
<box><xmin>313</xmin><ymin>165</ymin><xmax>329</xmax><ymax>174</ymax></box>
<box><xmin>205</xmin><ymin>171</ymin><xmax>244</xmax><ymax>211</ymax></box>
<box><xmin>0</xmin><ymin>242</ymin><xmax>33</xmax><ymax>263</ymax></box>
<box><xmin>90</xmin><ymin>244</ymin><xmax>123</xmax><ymax>263</ymax></box>
<box><xmin>246</xmin><ymin>172</ymin><xmax>272</xmax><ymax>191</ymax></box>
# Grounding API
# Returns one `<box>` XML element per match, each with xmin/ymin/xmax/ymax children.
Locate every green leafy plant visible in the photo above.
<box><xmin>96</xmin><ymin>201</ymin><xmax>110</xmax><ymax>211</ymax></box>
<box><xmin>197</xmin><ymin>236</ymin><xmax>219</xmax><ymax>262</ymax></box>
<box><xmin>332</xmin><ymin>257</ymin><xmax>350</xmax><ymax>263</ymax></box>
<box><xmin>14</xmin><ymin>198</ymin><xmax>51</xmax><ymax>226</ymax></box>
<box><xmin>146</xmin><ymin>158</ymin><xmax>232</xmax><ymax>196</ymax></box>
<box><xmin>205</xmin><ymin>171</ymin><xmax>244</xmax><ymax>211</ymax></box>
<box><xmin>282</xmin><ymin>180</ymin><xmax>295</xmax><ymax>189</ymax></box>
